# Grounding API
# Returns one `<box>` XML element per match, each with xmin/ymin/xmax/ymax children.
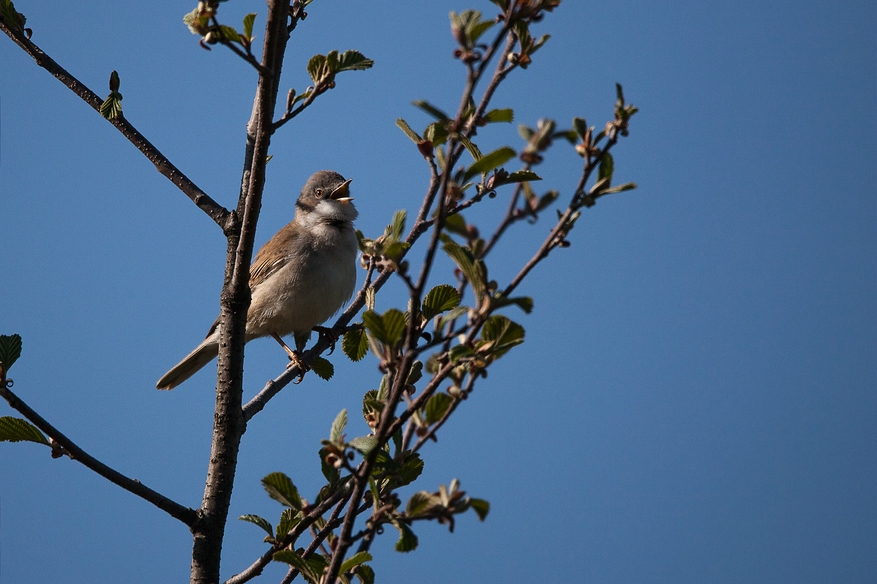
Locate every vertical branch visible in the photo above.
<box><xmin>190</xmin><ymin>1</ymin><xmax>290</xmax><ymax>582</ymax></box>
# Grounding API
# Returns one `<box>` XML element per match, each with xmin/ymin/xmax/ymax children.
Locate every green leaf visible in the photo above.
<box><xmin>0</xmin><ymin>334</ymin><xmax>22</xmax><ymax>371</ymax></box>
<box><xmin>239</xmin><ymin>514</ymin><xmax>273</xmax><ymax>538</ymax></box>
<box><xmin>342</xmin><ymin>327</ymin><xmax>368</xmax><ymax>362</ymax></box>
<box><xmin>273</xmin><ymin>550</ymin><xmax>324</xmax><ymax>584</ymax></box>
<box><xmin>423</xmin><ymin>121</ymin><xmax>449</xmax><ymax>146</ymax></box>
<box><xmin>348</xmin><ymin>435</ymin><xmax>378</xmax><ymax>455</ymax></box>
<box><xmin>362</xmin><ymin>309</ymin><xmax>407</xmax><ymax>347</ymax></box>
<box><xmin>422</xmin><ymin>285</ymin><xmax>462</xmax><ymax>320</ymax></box>
<box><xmin>438</xmin><ymin>306</ymin><xmax>469</xmax><ymax>328</ymax></box>
<box><xmin>484</xmin><ymin>108</ymin><xmax>513</xmax><ymax>123</ymax></box>
<box><xmin>469</xmin><ymin>498</ymin><xmax>490</xmax><ymax>521</ymax></box>
<box><xmin>518</xmin><ymin>124</ymin><xmax>534</xmax><ymax>141</ymax></box>
<box><xmin>0</xmin><ymin>417</ymin><xmax>49</xmax><ymax>445</ymax></box>
<box><xmin>217</xmin><ymin>24</ymin><xmax>240</xmax><ymax>42</ymax></box>
<box><xmin>355</xmin><ymin>563</ymin><xmax>375</xmax><ymax>584</ymax></box>
<box><xmin>307</xmin><ymin>53</ymin><xmax>328</xmax><ymax>83</ymax></box>
<box><xmin>276</xmin><ymin>507</ymin><xmax>300</xmax><ymax>538</ymax></box>
<box><xmin>100</xmin><ymin>92</ymin><xmax>122</xmax><ymax>120</ymax></box>
<box><xmin>310</xmin><ymin>356</ymin><xmax>334</xmax><ymax>381</ymax></box>
<box><xmin>412</xmin><ymin>99</ymin><xmax>450</xmax><ymax>122</ymax></box>
<box><xmin>395</xmin><ymin>118</ymin><xmax>422</xmax><ymax>143</ymax></box>
<box><xmin>389</xmin><ymin>209</ymin><xmax>406</xmax><ymax>240</ymax></box>
<box><xmin>340</xmin><ymin>552</ymin><xmax>373</xmax><ymax>575</ymax></box>
<box><xmin>491</xmin><ymin>292</ymin><xmax>534</xmax><ymax>314</ymax></box>
<box><xmin>480</xmin><ymin>315</ymin><xmax>525</xmax><ymax>358</ymax></box>
<box><xmin>406</xmin><ymin>360</ymin><xmax>423</xmax><ymax>385</ymax></box>
<box><xmin>573</xmin><ymin>117</ymin><xmax>588</xmax><ymax>140</ymax></box>
<box><xmin>392</xmin><ymin>520</ymin><xmax>419</xmax><ymax>552</ymax></box>
<box><xmin>458</xmin><ymin>134</ymin><xmax>482</xmax><ymax>162</ymax></box>
<box><xmin>261</xmin><ymin>472</ymin><xmax>302</xmax><ymax>509</ymax></box>
<box><xmin>468</xmin><ymin>19</ymin><xmax>496</xmax><ymax>45</ymax></box>
<box><xmin>330</xmin><ymin>409</ymin><xmax>348</xmax><ymax>444</ymax></box>
<box><xmin>396</xmin><ymin>452</ymin><xmax>424</xmax><ymax>487</ymax></box>
<box><xmin>337</xmin><ymin>50</ymin><xmax>374</xmax><ymax>72</ymax></box>
<box><xmin>601</xmin><ymin>181</ymin><xmax>637</xmax><ymax>195</ymax></box>
<box><xmin>598</xmin><ymin>152</ymin><xmax>614</xmax><ymax>184</ymax></box>
<box><xmin>424</xmin><ymin>392</ymin><xmax>454</xmax><ymax>424</ymax></box>
<box><xmin>504</xmin><ymin>170</ymin><xmax>541</xmax><ymax>184</ymax></box>
<box><xmin>463</xmin><ymin>146</ymin><xmax>517</xmax><ymax>181</ymax></box>
<box><xmin>242</xmin><ymin>13</ymin><xmax>256</xmax><ymax>38</ymax></box>
<box><xmin>406</xmin><ymin>491</ymin><xmax>441</xmax><ymax>517</ymax></box>
<box><xmin>443</xmin><ymin>242</ymin><xmax>486</xmax><ymax>304</ymax></box>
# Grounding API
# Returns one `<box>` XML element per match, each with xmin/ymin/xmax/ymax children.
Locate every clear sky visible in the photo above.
<box><xmin>1</xmin><ymin>1</ymin><xmax>874</xmax><ymax>582</ymax></box>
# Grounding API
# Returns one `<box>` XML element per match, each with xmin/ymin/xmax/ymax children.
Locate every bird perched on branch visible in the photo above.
<box><xmin>156</xmin><ymin>170</ymin><xmax>358</xmax><ymax>390</ymax></box>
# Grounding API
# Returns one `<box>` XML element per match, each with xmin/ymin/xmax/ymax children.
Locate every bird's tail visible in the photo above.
<box><xmin>156</xmin><ymin>337</ymin><xmax>219</xmax><ymax>390</ymax></box>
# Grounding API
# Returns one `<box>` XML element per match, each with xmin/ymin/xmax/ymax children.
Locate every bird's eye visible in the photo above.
<box><xmin>314</xmin><ymin>188</ymin><xmax>324</xmax><ymax>198</ymax></box>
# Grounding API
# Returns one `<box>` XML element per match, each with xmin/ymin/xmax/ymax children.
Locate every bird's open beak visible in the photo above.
<box><xmin>330</xmin><ymin>179</ymin><xmax>353</xmax><ymax>203</ymax></box>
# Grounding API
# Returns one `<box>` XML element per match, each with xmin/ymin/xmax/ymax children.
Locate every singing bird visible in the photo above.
<box><xmin>156</xmin><ymin>170</ymin><xmax>359</xmax><ymax>390</ymax></box>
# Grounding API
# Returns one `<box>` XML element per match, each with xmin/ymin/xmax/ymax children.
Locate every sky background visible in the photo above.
<box><xmin>1</xmin><ymin>1</ymin><xmax>875</xmax><ymax>582</ymax></box>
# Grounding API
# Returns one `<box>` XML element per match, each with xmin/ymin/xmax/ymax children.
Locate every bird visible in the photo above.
<box><xmin>156</xmin><ymin>170</ymin><xmax>359</xmax><ymax>390</ymax></box>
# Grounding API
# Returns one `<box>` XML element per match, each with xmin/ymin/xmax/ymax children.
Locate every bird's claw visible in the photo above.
<box><xmin>312</xmin><ymin>325</ymin><xmax>339</xmax><ymax>355</ymax></box>
<box><xmin>286</xmin><ymin>351</ymin><xmax>309</xmax><ymax>384</ymax></box>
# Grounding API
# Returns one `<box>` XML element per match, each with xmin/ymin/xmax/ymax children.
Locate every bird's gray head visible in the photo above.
<box><xmin>295</xmin><ymin>170</ymin><xmax>358</xmax><ymax>225</ymax></box>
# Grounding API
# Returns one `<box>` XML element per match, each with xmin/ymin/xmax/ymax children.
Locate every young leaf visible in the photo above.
<box><xmin>480</xmin><ymin>315</ymin><xmax>525</xmax><ymax>358</ymax></box>
<box><xmin>469</xmin><ymin>498</ymin><xmax>490</xmax><ymax>521</ymax></box>
<box><xmin>392</xmin><ymin>520</ymin><xmax>419</xmax><ymax>552</ymax></box>
<box><xmin>422</xmin><ymin>285</ymin><xmax>462</xmax><ymax>320</ymax></box>
<box><xmin>330</xmin><ymin>409</ymin><xmax>348</xmax><ymax>444</ymax></box>
<box><xmin>412</xmin><ymin>99</ymin><xmax>450</xmax><ymax>121</ymax></box>
<box><xmin>389</xmin><ymin>209</ymin><xmax>406</xmax><ymax>240</ymax></box>
<box><xmin>436</xmin><ymin>308</ymin><xmax>468</xmax><ymax>331</ymax></box>
<box><xmin>355</xmin><ymin>563</ymin><xmax>376</xmax><ymax>584</ymax></box>
<box><xmin>395</xmin><ymin>118</ymin><xmax>422</xmax><ymax>143</ymax></box>
<box><xmin>395</xmin><ymin>452</ymin><xmax>424</xmax><ymax>487</ymax></box>
<box><xmin>457</xmin><ymin>134</ymin><xmax>482</xmax><ymax>161</ymax></box>
<box><xmin>273</xmin><ymin>550</ymin><xmax>321</xmax><ymax>584</ymax></box>
<box><xmin>339</xmin><ymin>552</ymin><xmax>373</xmax><ymax>575</ymax></box>
<box><xmin>424</xmin><ymin>392</ymin><xmax>455</xmax><ymax>424</ymax></box>
<box><xmin>242</xmin><ymin>13</ymin><xmax>256</xmax><ymax>39</ymax></box>
<box><xmin>310</xmin><ymin>356</ymin><xmax>334</xmax><ymax>381</ymax></box>
<box><xmin>100</xmin><ymin>93</ymin><xmax>122</xmax><ymax>120</ymax></box>
<box><xmin>443</xmin><ymin>242</ymin><xmax>486</xmax><ymax>304</ymax></box>
<box><xmin>307</xmin><ymin>54</ymin><xmax>328</xmax><ymax>84</ymax></box>
<box><xmin>348</xmin><ymin>435</ymin><xmax>378</xmax><ymax>455</ymax></box>
<box><xmin>0</xmin><ymin>334</ymin><xmax>22</xmax><ymax>371</ymax></box>
<box><xmin>484</xmin><ymin>108</ymin><xmax>514</xmax><ymax>123</ymax></box>
<box><xmin>342</xmin><ymin>327</ymin><xmax>368</xmax><ymax>362</ymax></box>
<box><xmin>261</xmin><ymin>472</ymin><xmax>303</xmax><ymax>509</ymax></box>
<box><xmin>0</xmin><ymin>417</ymin><xmax>49</xmax><ymax>445</ymax></box>
<box><xmin>601</xmin><ymin>181</ymin><xmax>637</xmax><ymax>195</ymax></box>
<box><xmin>363</xmin><ymin>309</ymin><xmax>407</xmax><ymax>347</ymax></box>
<box><xmin>406</xmin><ymin>360</ymin><xmax>423</xmax><ymax>385</ymax></box>
<box><xmin>598</xmin><ymin>152</ymin><xmax>614</xmax><ymax>184</ymax></box>
<box><xmin>406</xmin><ymin>491</ymin><xmax>441</xmax><ymax>517</ymax></box>
<box><xmin>337</xmin><ymin>50</ymin><xmax>374</xmax><ymax>72</ymax></box>
<box><xmin>503</xmin><ymin>170</ymin><xmax>541</xmax><ymax>184</ymax></box>
<box><xmin>239</xmin><ymin>514</ymin><xmax>273</xmax><ymax>538</ymax></box>
<box><xmin>276</xmin><ymin>507</ymin><xmax>300</xmax><ymax>538</ymax></box>
<box><xmin>463</xmin><ymin>146</ymin><xmax>516</xmax><ymax>181</ymax></box>
<box><xmin>573</xmin><ymin>117</ymin><xmax>588</xmax><ymax>140</ymax></box>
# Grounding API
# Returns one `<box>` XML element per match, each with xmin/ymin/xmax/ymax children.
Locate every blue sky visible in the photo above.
<box><xmin>1</xmin><ymin>1</ymin><xmax>875</xmax><ymax>582</ymax></box>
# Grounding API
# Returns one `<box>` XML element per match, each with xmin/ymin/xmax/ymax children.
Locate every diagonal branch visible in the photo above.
<box><xmin>0</xmin><ymin>384</ymin><xmax>197</xmax><ymax>526</ymax></box>
<box><xmin>0</xmin><ymin>17</ymin><xmax>233</xmax><ymax>232</ymax></box>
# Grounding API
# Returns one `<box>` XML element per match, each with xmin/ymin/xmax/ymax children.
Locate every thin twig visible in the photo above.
<box><xmin>0</xmin><ymin>384</ymin><xmax>197</xmax><ymax>526</ymax></box>
<box><xmin>0</xmin><ymin>17</ymin><xmax>233</xmax><ymax>232</ymax></box>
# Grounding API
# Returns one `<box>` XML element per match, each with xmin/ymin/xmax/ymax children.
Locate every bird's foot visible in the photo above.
<box><xmin>285</xmin><ymin>351</ymin><xmax>309</xmax><ymax>384</ymax></box>
<box><xmin>312</xmin><ymin>325</ymin><xmax>340</xmax><ymax>355</ymax></box>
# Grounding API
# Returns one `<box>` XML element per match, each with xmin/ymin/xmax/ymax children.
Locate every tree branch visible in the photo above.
<box><xmin>0</xmin><ymin>16</ymin><xmax>233</xmax><ymax>232</ymax></box>
<box><xmin>0</xmin><ymin>384</ymin><xmax>197</xmax><ymax>526</ymax></box>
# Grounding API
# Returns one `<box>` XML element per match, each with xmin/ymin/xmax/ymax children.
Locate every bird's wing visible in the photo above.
<box><xmin>249</xmin><ymin>222</ymin><xmax>297</xmax><ymax>288</ymax></box>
